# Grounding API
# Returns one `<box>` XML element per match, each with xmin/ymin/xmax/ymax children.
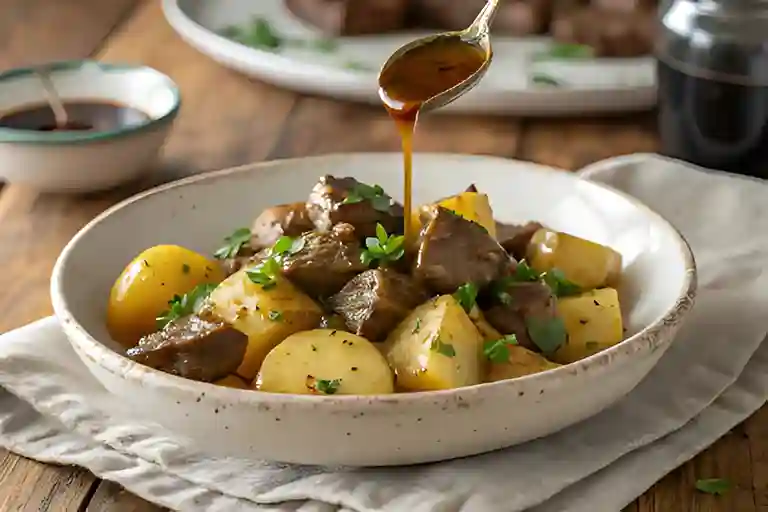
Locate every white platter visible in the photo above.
<box><xmin>51</xmin><ymin>153</ymin><xmax>695</xmax><ymax>466</ymax></box>
<box><xmin>162</xmin><ymin>0</ymin><xmax>657</xmax><ymax>116</ymax></box>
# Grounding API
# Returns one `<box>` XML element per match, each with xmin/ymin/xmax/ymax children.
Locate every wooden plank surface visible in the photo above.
<box><xmin>0</xmin><ymin>1</ymin><xmax>765</xmax><ymax>511</ymax></box>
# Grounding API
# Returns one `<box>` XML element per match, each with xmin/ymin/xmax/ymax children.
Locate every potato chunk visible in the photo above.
<box><xmin>386</xmin><ymin>296</ymin><xmax>484</xmax><ymax>391</ymax></box>
<box><xmin>209</xmin><ymin>267</ymin><xmax>323</xmax><ymax>380</ymax></box>
<box><xmin>411</xmin><ymin>190</ymin><xmax>497</xmax><ymax>240</ymax></box>
<box><xmin>526</xmin><ymin>228</ymin><xmax>622</xmax><ymax>290</ymax></box>
<box><xmin>550</xmin><ymin>287</ymin><xmax>623</xmax><ymax>364</ymax></box>
<box><xmin>214</xmin><ymin>375</ymin><xmax>249</xmax><ymax>389</ymax></box>
<box><xmin>107</xmin><ymin>245</ymin><xmax>224</xmax><ymax>347</ymax></box>
<box><xmin>258</xmin><ymin>330</ymin><xmax>395</xmax><ymax>395</ymax></box>
<box><xmin>486</xmin><ymin>343</ymin><xmax>561</xmax><ymax>381</ymax></box>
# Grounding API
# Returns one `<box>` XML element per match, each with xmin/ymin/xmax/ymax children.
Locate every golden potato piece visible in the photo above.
<box><xmin>386</xmin><ymin>295</ymin><xmax>484</xmax><ymax>391</ymax></box>
<box><xmin>526</xmin><ymin>228</ymin><xmax>622</xmax><ymax>290</ymax></box>
<box><xmin>410</xmin><ymin>191</ymin><xmax>497</xmax><ymax>241</ymax></box>
<box><xmin>107</xmin><ymin>245</ymin><xmax>224</xmax><ymax>347</ymax></box>
<box><xmin>550</xmin><ymin>287</ymin><xmax>624</xmax><ymax>364</ymax></box>
<box><xmin>258</xmin><ymin>329</ymin><xmax>395</xmax><ymax>395</ymax></box>
<box><xmin>214</xmin><ymin>374</ymin><xmax>250</xmax><ymax>389</ymax></box>
<box><xmin>209</xmin><ymin>267</ymin><xmax>323</xmax><ymax>380</ymax></box>
<box><xmin>486</xmin><ymin>343</ymin><xmax>561</xmax><ymax>381</ymax></box>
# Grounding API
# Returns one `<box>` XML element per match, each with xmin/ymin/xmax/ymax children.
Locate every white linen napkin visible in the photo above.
<box><xmin>1</xmin><ymin>153</ymin><xmax>767</xmax><ymax>512</ymax></box>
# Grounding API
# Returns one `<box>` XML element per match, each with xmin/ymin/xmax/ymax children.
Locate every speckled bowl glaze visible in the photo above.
<box><xmin>51</xmin><ymin>153</ymin><xmax>696</xmax><ymax>467</ymax></box>
<box><xmin>0</xmin><ymin>60</ymin><xmax>180</xmax><ymax>192</ymax></box>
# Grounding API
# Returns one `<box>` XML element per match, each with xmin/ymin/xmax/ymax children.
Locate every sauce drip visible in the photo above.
<box><xmin>0</xmin><ymin>101</ymin><xmax>150</xmax><ymax>132</ymax></box>
<box><xmin>378</xmin><ymin>35</ymin><xmax>487</xmax><ymax>243</ymax></box>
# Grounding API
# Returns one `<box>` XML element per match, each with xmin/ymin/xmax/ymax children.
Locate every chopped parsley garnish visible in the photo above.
<box><xmin>483</xmin><ymin>334</ymin><xmax>519</xmax><ymax>363</ymax></box>
<box><xmin>526</xmin><ymin>316</ymin><xmax>567</xmax><ymax>354</ymax></box>
<box><xmin>695</xmin><ymin>478</ymin><xmax>731</xmax><ymax>496</ymax></box>
<box><xmin>268</xmin><ymin>310</ymin><xmax>283</xmax><ymax>322</ymax></box>
<box><xmin>430</xmin><ymin>335</ymin><xmax>456</xmax><ymax>357</ymax></box>
<box><xmin>314</xmin><ymin>378</ymin><xmax>342</xmax><ymax>395</ymax></box>
<box><xmin>156</xmin><ymin>283</ymin><xmax>218</xmax><ymax>329</ymax></box>
<box><xmin>271</xmin><ymin>235</ymin><xmax>305</xmax><ymax>260</ymax></box>
<box><xmin>342</xmin><ymin>183</ymin><xmax>393</xmax><ymax>213</ymax></box>
<box><xmin>221</xmin><ymin>17</ymin><xmax>339</xmax><ymax>55</ymax></box>
<box><xmin>535</xmin><ymin>43</ymin><xmax>594</xmax><ymax>60</ymax></box>
<box><xmin>344</xmin><ymin>60</ymin><xmax>372</xmax><ymax>72</ymax></box>
<box><xmin>214</xmin><ymin>227</ymin><xmax>251</xmax><ymax>260</ymax></box>
<box><xmin>453</xmin><ymin>283</ymin><xmax>478</xmax><ymax>313</ymax></box>
<box><xmin>542</xmin><ymin>269</ymin><xmax>581</xmax><ymax>297</ymax></box>
<box><xmin>361</xmin><ymin>223</ymin><xmax>405</xmax><ymax>266</ymax></box>
<box><xmin>412</xmin><ymin>317</ymin><xmax>421</xmax><ymax>334</ymax></box>
<box><xmin>492</xmin><ymin>261</ymin><xmax>580</xmax><ymax>302</ymax></box>
<box><xmin>585</xmin><ymin>341</ymin><xmax>600</xmax><ymax>352</ymax></box>
<box><xmin>245</xmin><ymin>257</ymin><xmax>282</xmax><ymax>290</ymax></box>
<box><xmin>531</xmin><ymin>73</ymin><xmax>563</xmax><ymax>87</ymax></box>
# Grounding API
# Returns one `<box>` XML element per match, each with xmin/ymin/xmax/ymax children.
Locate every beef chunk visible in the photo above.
<box><xmin>414</xmin><ymin>206</ymin><xmax>509</xmax><ymax>294</ymax></box>
<box><xmin>496</xmin><ymin>221</ymin><xmax>544</xmax><ymax>261</ymax></box>
<box><xmin>413</xmin><ymin>0</ymin><xmax>550</xmax><ymax>35</ymax></box>
<box><xmin>250</xmin><ymin>202</ymin><xmax>314</xmax><ymax>251</ymax></box>
<box><xmin>127</xmin><ymin>316</ymin><xmax>247</xmax><ymax>382</ymax></box>
<box><xmin>306</xmin><ymin>175</ymin><xmax>404</xmax><ymax>239</ymax></box>
<box><xmin>280</xmin><ymin>223</ymin><xmax>369</xmax><ymax>297</ymax></box>
<box><xmin>329</xmin><ymin>268</ymin><xmax>428</xmax><ymax>341</ymax></box>
<box><xmin>284</xmin><ymin>0</ymin><xmax>409</xmax><ymax>36</ymax></box>
<box><xmin>483</xmin><ymin>281</ymin><xmax>558</xmax><ymax>352</ymax></box>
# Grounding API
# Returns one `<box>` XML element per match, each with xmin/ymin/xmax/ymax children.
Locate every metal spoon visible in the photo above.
<box><xmin>36</xmin><ymin>70</ymin><xmax>69</xmax><ymax>130</ymax></box>
<box><xmin>378</xmin><ymin>0</ymin><xmax>501</xmax><ymax>114</ymax></box>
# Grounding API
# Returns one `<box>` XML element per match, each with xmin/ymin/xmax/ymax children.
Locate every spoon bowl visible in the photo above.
<box><xmin>377</xmin><ymin>0</ymin><xmax>500</xmax><ymax>114</ymax></box>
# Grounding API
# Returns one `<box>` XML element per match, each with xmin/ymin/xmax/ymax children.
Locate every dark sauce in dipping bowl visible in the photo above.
<box><xmin>0</xmin><ymin>60</ymin><xmax>180</xmax><ymax>192</ymax></box>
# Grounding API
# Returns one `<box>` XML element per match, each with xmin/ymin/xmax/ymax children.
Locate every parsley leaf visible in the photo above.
<box><xmin>344</xmin><ymin>60</ymin><xmax>373</xmax><ymax>72</ymax></box>
<box><xmin>453</xmin><ymin>283</ymin><xmax>478</xmax><ymax>313</ymax></box>
<box><xmin>271</xmin><ymin>235</ymin><xmax>305</xmax><ymax>260</ymax></box>
<box><xmin>535</xmin><ymin>43</ymin><xmax>594</xmax><ymax>60</ymax></box>
<box><xmin>483</xmin><ymin>334</ymin><xmax>519</xmax><ymax>363</ymax></box>
<box><xmin>314</xmin><ymin>378</ymin><xmax>342</xmax><ymax>395</ymax></box>
<box><xmin>430</xmin><ymin>335</ymin><xmax>456</xmax><ymax>357</ymax></box>
<box><xmin>513</xmin><ymin>260</ymin><xmax>541</xmax><ymax>281</ymax></box>
<box><xmin>342</xmin><ymin>183</ymin><xmax>393</xmax><ymax>213</ymax></box>
<box><xmin>156</xmin><ymin>283</ymin><xmax>218</xmax><ymax>329</ymax></box>
<box><xmin>222</xmin><ymin>18</ymin><xmax>282</xmax><ymax>50</ymax></box>
<box><xmin>361</xmin><ymin>223</ymin><xmax>405</xmax><ymax>266</ymax></box>
<box><xmin>526</xmin><ymin>316</ymin><xmax>567</xmax><ymax>354</ymax></box>
<box><xmin>214</xmin><ymin>227</ymin><xmax>252</xmax><ymax>260</ymax></box>
<box><xmin>695</xmin><ymin>478</ymin><xmax>731</xmax><ymax>496</ymax></box>
<box><xmin>268</xmin><ymin>310</ymin><xmax>283</xmax><ymax>322</ymax></box>
<box><xmin>542</xmin><ymin>269</ymin><xmax>581</xmax><ymax>297</ymax></box>
<box><xmin>245</xmin><ymin>257</ymin><xmax>282</xmax><ymax>290</ymax></box>
<box><xmin>531</xmin><ymin>73</ymin><xmax>563</xmax><ymax>87</ymax></box>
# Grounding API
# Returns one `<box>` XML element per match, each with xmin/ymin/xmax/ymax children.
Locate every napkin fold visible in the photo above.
<box><xmin>1</xmin><ymin>153</ymin><xmax>767</xmax><ymax>512</ymax></box>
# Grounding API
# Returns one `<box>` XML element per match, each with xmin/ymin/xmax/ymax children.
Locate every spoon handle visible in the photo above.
<box><xmin>465</xmin><ymin>0</ymin><xmax>501</xmax><ymax>40</ymax></box>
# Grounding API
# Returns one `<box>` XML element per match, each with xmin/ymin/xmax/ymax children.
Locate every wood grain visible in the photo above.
<box><xmin>0</xmin><ymin>0</ymin><xmax>141</xmax><ymax>510</ymax></box>
<box><xmin>0</xmin><ymin>1</ymin><xmax>766</xmax><ymax>511</ymax></box>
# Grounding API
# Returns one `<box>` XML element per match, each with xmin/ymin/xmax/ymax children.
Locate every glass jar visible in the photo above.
<box><xmin>657</xmin><ymin>0</ymin><xmax>768</xmax><ymax>177</ymax></box>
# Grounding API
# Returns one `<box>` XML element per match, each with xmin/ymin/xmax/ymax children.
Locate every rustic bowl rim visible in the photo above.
<box><xmin>50</xmin><ymin>153</ymin><xmax>697</xmax><ymax>408</ymax></box>
<box><xmin>0</xmin><ymin>59</ymin><xmax>181</xmax><ymax>144</ymax></box>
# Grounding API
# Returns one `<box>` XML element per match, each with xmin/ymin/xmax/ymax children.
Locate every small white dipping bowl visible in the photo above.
<box><xmin>51</xmin><ymin>153</ymin><xmax>697</xmax><ymax>467</ymax></box>
<box><xmin>0</xmin><ymin>60</ymin><xmax>180</xmax><ymax>193</ymax></box>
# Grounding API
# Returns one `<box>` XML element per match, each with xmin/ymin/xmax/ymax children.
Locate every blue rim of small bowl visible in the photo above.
<box><xmin>0</xmin><ymin>60</ymin><xmax>181</xmax><ymax>144</ymax></box>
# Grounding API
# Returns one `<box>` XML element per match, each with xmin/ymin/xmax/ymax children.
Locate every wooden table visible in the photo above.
<box><xmin>0</xmin><ymin>1</ymin><xmax>765</xmax><ymax>510</ymax></box>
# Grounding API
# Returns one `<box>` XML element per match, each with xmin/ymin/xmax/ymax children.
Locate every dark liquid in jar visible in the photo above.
<box><xmin>378</xmin><ymin>35</ymin><xmax>487</xmax><ymax>243</ymax></box>
<box><xmin>657</xmin><ymin>57</ymin><xmax>768</xmax><ymax>178</ymax></box>
<box><xmin>0</xmin><ymin>101</ymin><xmax>150</xmax><ymax>132</ymax></box>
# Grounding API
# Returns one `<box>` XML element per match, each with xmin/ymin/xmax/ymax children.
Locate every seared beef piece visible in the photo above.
<box><xmin>281</xmin><ymin>223</ymin><xmax>369</xmax><ymax>297</ymax></box>
<box><xmin>413</xmin><ymin>0</ymin><xmax>551</xmax><ymax>35</ymax></box>
<box><xmin>329</xmin><ymin>268</ymin><xmax>428</xmax><ymax>341</ymax></box>
<box><xmin>414</xmin><ymin>206</ymin><xmax>509</xmax><ymax>294</ymax></box>
<box><xmin>551</xmin><ymin>7</ymin><xmax>655</xmax><ymax>57</ymax></box>
<box><xmin>127</xmin><ymin>316</ymin><xmax>247</xmax><ymax>382</ymax></box>
<box><xmin>250</xmin><ymin>202</ymin><xmax>314</xmax><ymax>251</ymax></box>
<box><xmin>284</xmin><ymin>0</ymin><xmax>409</xmax><ymax>36</ymax></box>
<box><xmin>306</xmin><ymin>175</ymin><xmax>404</xmax><ymax>239</ymax></box>
<box><xmin>496</xmin><ymin>221</ymin><xmax>544</xmax><ymax>261</ymax></box>
<box><xmin>483</xmin><ymin>281</ymin><xmax>558</xmax><ymax>352</ymax></box>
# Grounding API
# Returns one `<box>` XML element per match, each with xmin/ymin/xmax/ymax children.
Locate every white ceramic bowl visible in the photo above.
<box><xmin>0</xmin><ymin>60</ymin><xmax>180</xmax><ymax>193</ymax></box>
<box><xmin>51</xmin><ymin>153</ymin><xmax>696</xmax><ymax>467</ymax></box>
